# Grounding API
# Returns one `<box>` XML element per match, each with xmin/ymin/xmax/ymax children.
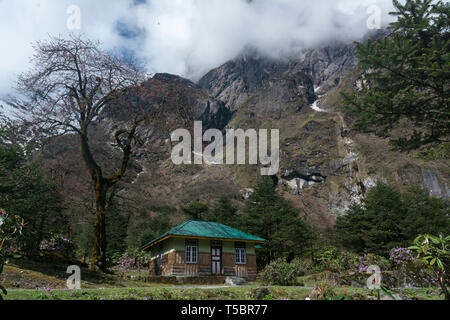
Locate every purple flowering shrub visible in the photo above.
<box><xmin>335</xmin><ymin>251</ymin><xmax>436</xmax><ymax>288</ymax></box>
<box><xmin>357</xmin><ymin>254</ymin><xmax>370</xmax><ymax>273</ymax></box>
<box><xmin>115</xmin><ymin>250</ymin><xmax>151</xmax><ymax>271</ymax></box>
<box><xmin>357</xmin><ymin>253</ymin><xmax>390</xmax><ymax>273</ymax></box>
<box><xmin>39</xmin><ymin>235</ymin><xmax>74</xmax><ymax>256</ymax></box>
<box><xmin>390</xmin><ymin>248</ymin><xmax>414</xmax><ymax>265</ymax></box>
<box><xmin>116</xmin><ymin>252</ymin><xmax>138</xmax><ymax>270</ymax></box>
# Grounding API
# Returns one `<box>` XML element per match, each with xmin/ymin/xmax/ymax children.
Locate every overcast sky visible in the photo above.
<box><xmin>0</xmin><ymin>0</ymin><xmax>397</xmax><ymax>96</ymax></box>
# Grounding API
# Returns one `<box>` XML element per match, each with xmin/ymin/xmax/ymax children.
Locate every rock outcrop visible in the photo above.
<box><xmin>198</xmin><ymin>50</ymin><xmax>289</xmax><ymax>112</ymax></box>
<box><xmin>197</xmin><ymin>41</ymin><xmax>449</xmax><ymax>220</ymax></box>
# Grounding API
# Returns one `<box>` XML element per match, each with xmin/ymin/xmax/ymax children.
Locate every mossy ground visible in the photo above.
<box><xmin>1</xmin><ymin>260</ymin><xmax>444</xmax><ymax>301</ymax></box>
<box><xmin>1</xmin><ymin>248</ymin><xmax>445</xmax><ymax>301</ymax></box>
<box><xmin>4</xmin><ymin>286</ymin><xmax>305</xmax><ymax>301</ymax></box>
<box><xmin>4</xmin><ymin>285</ymin><xmax>443</xmax><ymax>301</ymax></box>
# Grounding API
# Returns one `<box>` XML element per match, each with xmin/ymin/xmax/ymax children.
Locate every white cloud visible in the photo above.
<box><xmin>0</xmin><ymin>0</ymin><xmax>396</xmax><ymax>95</ymax></box>
<box><xmin>0</xmin><ymin>0</ymin><xmax>132</xmax><ymax>95</ymax></box>
<box><xmin>130</xmin><ymin>0</ymin><xmax>396</xmax><ymax>79</ymax></box>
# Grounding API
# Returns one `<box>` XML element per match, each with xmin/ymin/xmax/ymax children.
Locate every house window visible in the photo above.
<box><xmin>185</xmin><ymin>240</ymin><xmax>198</xmax><ymax>264</ymax></box>
<box><xmin>235</xmin><ymin>242</ymin><xmax>247</xmax><ymax>265</ymax></box>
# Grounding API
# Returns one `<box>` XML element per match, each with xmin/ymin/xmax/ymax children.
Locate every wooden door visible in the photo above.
<box><xmin>211</xmin><ymin>247</ymin><xmax>222</xmax><ymax>275</ymax></box>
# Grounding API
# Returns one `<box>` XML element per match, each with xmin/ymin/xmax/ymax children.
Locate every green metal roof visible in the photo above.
<box><xmin>142</xmin><ymin>220</ymin><xmax>265</xmax><ymax>250</ymax></box>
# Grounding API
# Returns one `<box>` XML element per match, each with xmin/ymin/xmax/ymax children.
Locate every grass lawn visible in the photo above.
<box><xmin>5</xmin><ymin>286</ymin><xmax>312</xmax><ymax>301</ymax></box>
<box><xmin>2</xmin><ymin>255</ymin><xmax>445</xmax><ymax>301</ymax></box>
<box><xmin>4</xmin><ymin>286</ymin><xmax>444</xmax><ymax>301</ymax></box>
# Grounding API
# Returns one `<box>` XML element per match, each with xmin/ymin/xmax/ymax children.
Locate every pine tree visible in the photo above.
<box><xmin>207</xmin><ymin>196</ymin><xmax>238</xmax><ymax>227</ymax></box>
<box><xmin>126</xmin><ymin>215</ymin><xmax>171</xmax><ymax>250</ymax></box>
<box><xmin>0</xmin><ymin>124</ymin><xmax>65</xmax><ymax>256</ymax></box>
<box><xmin>343</xmin><ymin>0</ymin><xmax>449</xmax><ymax>153</ymax></box>
<box><xmin>241</xmin><ymin>176</ymin><xmax>312</xmax><ymax>264</ymax></box>
<box><xmin>336</xmin><ymin>183</ymin><xmax>450</xmax><ymax>256</ymax></box>
<box><xmin>106</xmin><ymin>210</ymin><xmax>129</xmax><ymax>262</ymax></box>
<box><xmin>181</xmin><ymin>200</ymin><xmax>209</xmax><ymax>220</ymax></box>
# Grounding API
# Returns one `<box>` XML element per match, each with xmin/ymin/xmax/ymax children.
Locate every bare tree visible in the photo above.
<box><xmin>14</xmin><ymin>34</ymin><xmax>149</xmax><ymax>271</ymax></box>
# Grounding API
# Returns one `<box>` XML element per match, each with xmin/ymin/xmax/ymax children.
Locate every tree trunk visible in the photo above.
<box><xmin>266</xmin><ymin>250</ymin><xmax>272</xmax><ymax>265</ymax></box>
<box><xmin>79</xmin><ymin>124</ymin><xmax>135</xmax><ymax>272</ymax></box>
<box><xmin>91</xmin><ymin>208</ymin><xmax>106</xmax><ymax>271</ymax></box>
<box><xmin>90</xmin><ymin>180</ymin><xmax>109</xmax><ymax>272</ymax></box>
<box><xmin>438</xmin><ymin>272</ymin><xmax>449</xmax><ymax>300</ymax></box>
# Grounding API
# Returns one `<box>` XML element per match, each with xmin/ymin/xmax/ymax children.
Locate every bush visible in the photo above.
<box><xmin>313</xmin><ymin>247</ymin><xmax>359</xmax><ymax>273</ymax></box>
<box><xmin>309</xmin><ymin>282</ymin><xmax>354</xmax><ymax>300</ymax></box>
<box><xmin>288</xmin><ymin>258</ymin><xmax>314</xmax><ymax>274</ymax></box>
<box><xmin>357</xmin><ymin>253</ymin><xmax>390</xmax><ymax>273</ymax></box>
<box><xmin>409</xmin><ymin>234</ymin><xmax>450</xmax><ymax>300</ymax></box>
<box><xmin>0</xmin><ymin>209</ymin><xmax>25</xmax><ymax>300</ymax></box>
<box><xmin>390</xmin><ymin>248</ymin><xmax>414</xmax><ymax>266</ymax></box>
<box><xmin>115</xmin><ymin>250</ymin><xmax>151</xmax><ymax>271</ymax></box>
<box><xmin>392</xmin><ymin>259</ymin><xmax>436</xmax><ymax>288</ymax></box>
<box><xmin>39</xmin><ymin>235</ymin><xmax>74</xmax><ymax>257</ymax></box>
<box><xmin>261</xmin><ymin>258</ymin><xmax>303</xmax><ymax>286</ymax></box>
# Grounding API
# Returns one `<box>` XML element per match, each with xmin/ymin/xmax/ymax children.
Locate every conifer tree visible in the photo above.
<box><xmin>241</xmin><ymin>177</ymin><xmax>312</xmax><ymax>264</ymax></box>
<box><xmin>343</xmin><ymin>0</ymin><xmax>449</xmax><ymax>152</ymax></box>
<box><xmin>208</xmin><ymin>196</ymin><xmax>238</xmax><ymax>227</ymax></box>
<box><xmin>336</xmin><ymin>183</ymin><xmax>450</xmax><ymax>256</ymax></box>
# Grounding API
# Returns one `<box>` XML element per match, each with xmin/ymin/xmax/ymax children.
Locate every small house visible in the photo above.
<box><xmin>142</xmin><ymin>220</ymin><xmax>265</xmax><ymax>278</ymax></box>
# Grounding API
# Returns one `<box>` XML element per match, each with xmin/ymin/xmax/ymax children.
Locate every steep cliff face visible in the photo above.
<box><xmin>198</xmin><ymin>51</ymin><xmax>289</xmax><ymax>112</ymax></box>
<box><xmin>197</xmin><ymin>41</ymin><xmax>449</xmax><ymax>221</ymax></box>
<box><xmin>288</xmin><ymin>43</ymin><xmax>359</xmax><ymax>95</ymax></box>
<box><xmin>198</xmin><ymin>42</ymin><xmax>358</xmax><ymax>113</ymax></box>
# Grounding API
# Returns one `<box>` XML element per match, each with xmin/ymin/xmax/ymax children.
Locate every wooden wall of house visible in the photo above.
<box><xmin>148</xmin><ymin>239</ymin><xmax>259</xmax><ymax>278</ymax></box>
<box><xmin>170</xmin><ymin>251</ymin><xmax>212</xmax><ymax>276</ymax></box>
<box><xmin>236</xmin><ymin>254</ymin><xmax>257</xmax><ymax>277</ymax></box>
<box><xmin>222</xmin><ymin>253</ymin><xmax>257</xmax><ymax>278</ymax></box>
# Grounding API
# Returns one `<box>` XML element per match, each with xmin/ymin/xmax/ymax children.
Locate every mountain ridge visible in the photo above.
<box><xmin>23</xmin><ymin>39</ymin><xmax>450</xmax><ymax>231</ymax></box>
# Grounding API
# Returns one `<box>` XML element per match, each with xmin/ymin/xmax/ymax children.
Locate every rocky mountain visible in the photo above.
<box><xmin>39</xmin><ymin>39</ymin><xmax>450</xmax><ymax>230</ymax></box>
<box><xmin>194</xmin><ymin>41</ymin><xmax>449</xmax><ymax>222</ymax></box>
<box><xmin>198</xmin><ymin>50</ymin><xmax>289</xmax><ymax>112</ymax></box>
<box><xmin>104</xmin><ymin>73</ymin><xmax>232</xmax><ymax>131</ymax></box>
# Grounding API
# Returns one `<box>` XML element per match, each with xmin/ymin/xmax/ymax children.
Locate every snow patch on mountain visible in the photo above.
<box><xmin>310</xmin><ymin>100</ymin><xmax>328</xmax><ymax>113</ymax></box>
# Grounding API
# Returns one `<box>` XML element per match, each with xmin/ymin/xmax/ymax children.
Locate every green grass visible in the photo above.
<box><xmin>2</xmin><ymin>254</ymin><xmax>444</xmax><ymax>301</ymax></box>
<box><xmin>4</xmin><ymin>285</ymin><xmax>443</xmax><ymax>301</ymax></box>
<box><xmin>5</xmin><ymin>286</ymin><xmax>312</xmax><ymax>301</ymax></box>
<box><xmin>333</xmin><ymin>287</ymin><xmax>444</xmax><ymax>301</ymax></box>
